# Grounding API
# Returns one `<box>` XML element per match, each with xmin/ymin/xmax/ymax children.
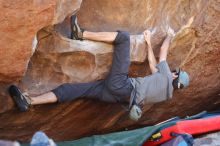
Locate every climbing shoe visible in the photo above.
<box><xmin>8</xmin><ymin>85</ymin><xmax>31</xmax><ymax>112</ymax></box>
<box><xmin>70</xmin><ymin>15</ymin><xmax>84</xmax><ymax>40</ymax></box>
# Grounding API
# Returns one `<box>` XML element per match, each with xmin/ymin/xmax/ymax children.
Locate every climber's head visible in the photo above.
<box><xmin>172</xmin><ymin>68</ymin><xmax>190</xmax><ymax>90</ymax></box>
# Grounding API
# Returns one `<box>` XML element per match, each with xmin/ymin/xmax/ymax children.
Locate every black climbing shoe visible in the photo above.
<box><xmin>70</xmin><ymin>15</ymin><xmax>84</xmax><ymax>40</ymax></box>
<box><xmin>8</xmin><ymin>85</ymin><xmax>31</xmax><ymax>112</ymax></box>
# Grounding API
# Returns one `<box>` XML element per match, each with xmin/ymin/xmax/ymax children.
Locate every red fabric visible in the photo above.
<box><xmin>143</xmin><ymin>116</ymin><xmax>220</xmax><ymax>146</ymax></box>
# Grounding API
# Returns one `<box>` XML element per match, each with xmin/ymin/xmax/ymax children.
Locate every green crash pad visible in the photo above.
<box><xmin>23</xmin><ymin>111</ymin><xmax>212</xmax><ymax>146</ymax></box>
<box><xmin>57</xmin><ymin>126</ymin><xmax>154</xmax><ymax>146</ymax></box>
<box><xmin>57</xmin><ymin>122</ymin><xmax>176</xmax><ymax>146</ymax></box>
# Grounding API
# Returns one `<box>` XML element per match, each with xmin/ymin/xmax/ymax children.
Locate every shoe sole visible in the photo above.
<box><xmin>8</xmin><ymin>85</ymin><xmax>29</xmax><ymax>112</ymax></box>
<box><xmin>70</xmin><ymin>15</ymin><xmax>82</xmax><ymax>40</ymax></box>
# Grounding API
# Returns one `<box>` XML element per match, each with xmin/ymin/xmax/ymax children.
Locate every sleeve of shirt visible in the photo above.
<box><xmin>156</xmin><ymin>61</ymin><xmax>171</xmax><ymax>75</ymax></box>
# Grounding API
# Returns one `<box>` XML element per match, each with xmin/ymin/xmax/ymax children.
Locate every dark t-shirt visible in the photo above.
<box><xmin>129</xmin><ymin>61</ymin><xmax>173</xmax><ymax>107</ymax></box>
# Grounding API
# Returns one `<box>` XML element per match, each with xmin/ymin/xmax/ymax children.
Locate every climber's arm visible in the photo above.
<box><xmin>159</xmin><ymin>27</ymin><xmax>175</xmax><ymax>62</ymax></box>
<box><xmin>143</xmin><ymin>30</ymin><xmax>158</xmax><ymax>74</ymax></box>
<box><xmin>148</xmin><ymin>43</ymin><xmax>158</xmax><ymax>73</ymax></box>
<box><xmin>159</xmin><ymin>36</ymin><xmax>172</xmax><ymax>62</ymax></box>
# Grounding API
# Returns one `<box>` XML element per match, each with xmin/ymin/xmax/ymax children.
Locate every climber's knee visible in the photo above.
<box><xmin>114</xmin><ymin>31</ymin><xmax>130</xmax><ymax>45</ymax></box>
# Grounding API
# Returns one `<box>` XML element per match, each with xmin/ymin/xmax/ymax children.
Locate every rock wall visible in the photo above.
<box><xmin>0</xmin><ymin>0</ymin><xmax>82</xmax><ymax>83</ymax></box>
<box><xmin>0</xmin><ymin>0</ymin><xmax>220</xmax><ymax>142</ymax></box>
<box><xmin>0</xmin><ymin>0</ymin><xmax>82</xmax><ymax>112</ymax></box>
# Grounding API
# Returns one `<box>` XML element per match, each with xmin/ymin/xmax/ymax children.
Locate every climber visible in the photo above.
<box><xmin>8</xmin><ymin>15</ymin><xmax>190</xmax><ymax>121</ymax></box>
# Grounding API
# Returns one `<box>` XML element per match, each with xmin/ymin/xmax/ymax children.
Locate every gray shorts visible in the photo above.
<box><xmin>52</xmin><ymin>31</ymin><xmax>133</xmax><ymax>103</ymax></box>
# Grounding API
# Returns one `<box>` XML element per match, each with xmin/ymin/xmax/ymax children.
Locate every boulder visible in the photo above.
<box><xmin>0</xmin><ymin>0</ymin><xmax>82</xmax><ymax>112</ymax></box>
<box><xmin>0</xmin><ymin>0</ymin><xmax>82</xmax><ymax>83</ymax></box>
<box><xmin>0</xmin><ymin>0</ymin><xmax>220</xmax><ymax>142</ymax></box>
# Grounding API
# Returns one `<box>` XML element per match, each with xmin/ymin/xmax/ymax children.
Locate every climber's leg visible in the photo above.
<box><xmin>29</xmin><ymin>92</ymin><xmax>58</xmax><ymax>105</ymax></box>
<box><xmin>29</xmin><ymin>80</ymin><xmax>104</xmax><ymax>105</ymax></box>
<box><xmin>9</xmin><ymin>81</ymin><xmax>105</xmax><ymax>111</ymax></box>
<box><xmin>102</xmin><ymin>31</ymin><xmax>133</xmax><ymax>101</ymax></box>
<box><xmin>83</xmin><ymin>31</ymin><xmax>118</xmax><ymax>43</ymax></box>
<box><xmin>71</xmin><ymin>15</ymin><xmax>118</xmax><ymax>43</ymax></box>
<box><xmin>51</xmin><ymin>81</ymin><xmax>104</xmax><ymax>103</ymax></box>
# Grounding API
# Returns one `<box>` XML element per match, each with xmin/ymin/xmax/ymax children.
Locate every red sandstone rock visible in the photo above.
<box><xmin>0</xmin><ymin>0</ymin><xmax>220</xmax><ymax>142</ymax></box>
<box><xmin>0</xmin><ymin>0</ymin><xmax>82</xmax><ymax>83</ymax></box>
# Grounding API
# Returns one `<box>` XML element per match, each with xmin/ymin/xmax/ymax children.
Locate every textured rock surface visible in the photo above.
<box><xmin>20</xmin><ymin>30</ymin><xmax>146</xmax><ymax>94</ymax></box>
<box><xmin>0</xmin><ymin>0</ymin><xmax>82</xmax><ymax>83</ymax></box>
<box><xmin>0</xmin><ymin>0</ymin><xmax>82</xmax><ymax>112</ymax></box>
<box><xmin>0</xmin><ymin>0</ymin><xmax>220</xmax><ymax>142</ymax></box>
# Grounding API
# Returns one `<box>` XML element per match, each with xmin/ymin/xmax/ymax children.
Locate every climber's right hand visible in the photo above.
<box><xmin>143</xmin><ymin>30</ymin><xmax>151</xmax><ymax>45</ymax></box>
